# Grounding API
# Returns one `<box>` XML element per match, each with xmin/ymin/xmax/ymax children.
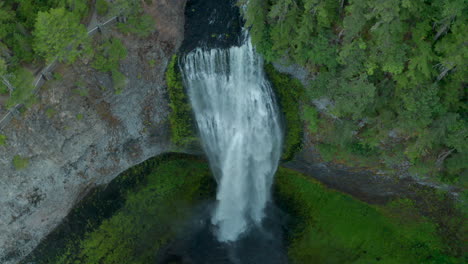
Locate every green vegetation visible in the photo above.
<box><xmin>117</xmin><ymin>14</ymin><xmax>155</xmax><ymax>38</ymax></box>
<box><xmin>72</xmin><ymin>83</ymin><xmax>88</xmax><ymax>97</ymax></box>
<box><xmin>0</xmin><ymin>134</ymin><xmax>6</xmax><ymax>145</ymax></box>
<box><xmin>5</xmin><ymin>68</ymin><xmax>35</xmax><ymax>108</ymax></box>
<box><xmin>112</xmin><ymin>70</ymin><xmax>126</xmax><ymax>94</ymax></box>
<box><xmin>109</xmin><ymin>0</ymin><xmax>155</xmax><ymax>37</ymax></box>
<box><xmin>33</xmin><ymin>7</ymin><xmax>90</xmax><ymax>63</ymax></box>
<box><xmin>96</xmin><ymin>0</ymin><xmax>109</xmax><ymax>16</ymax></box>
<box><xmin>52</xmin><ymin>72</ymin><xmax>62</xmax><ymax>81</ymax></box>
<box><xmin>265</xmin><ymin>64</ymin><xmax>304</xmax><ymax>161</ymax></box>
<box><xmin>274</xmin><ymin>167</ymin><xmax>464</xmax><ymax>264</ymax></box>
<box><xmin>0</xmin><ymin>0</ymin><xmax>88</xmax><ymax>65</ymax></box>
<box><xmin>0</xmin><ymin>0</ymin><xmax>154</xmax><ymax>113</ymax></box>
<box><xmin>76</xmin><ymin>113</ymin><xmax>83</xmax><ymax>121</ymax></box>
<box><xmin>45</xmin><ymin>108</ymin><xmax>57</xmax><ymax>118</ymax></box>
<box><xmin>165</xmin><ymin>55</ymin><xmax>196</xmax><ymax>146</ymax></box>
<box><xmin>244</xmin><ymin>0</ymin><xmax>467</xmax><ymax>185</ymax></box>
<box><xmin>303</xmin><ymin>105</ymin><xmax>318</xmax><ymax>133</ymax></box>
<box><xmin>92</xmin><ymin>37</ymin><xmax>128</xmax><ymax>94</ymax></box>
<box><xmin>24</xmin><ymin>154</ymin><xmax>215</xmax><ymax>264</ymax></box>
<box><xmin>21</xmin><ymin>154</ymin><xmax>465</xmax><ymax>263</ymax></box>
<box><xmin>13</xmin><ymin>155</ymin><xmax>29</xmax><ymax>170</ymax></box>
<box><xmin>92</xmin><ymin>37</ymin><xmax>127</xmax><ymax>72</ymax></box>
<box><xmin>0</xmin><ymin>0</ymin><xmax>91</xmax><ymax>111</ymax></box>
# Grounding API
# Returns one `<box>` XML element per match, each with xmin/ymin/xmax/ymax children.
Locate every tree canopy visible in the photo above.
<box><xmin>33</xmin><ymin>7</ymin><xmax>90</xmax><ymax>63</ymax></box>
<box><xmin>244</xmin><ymin>0</ymin><xmax>467</xmax><ymax>184</ymax></box>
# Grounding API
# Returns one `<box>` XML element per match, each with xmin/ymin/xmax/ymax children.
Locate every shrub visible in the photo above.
<box><xmin>264</xmin><ymin>64</ymin><xmax>304</xmax><ymax>161</ymax></box>
<box><xmin>303</xmin><ymin>105</ymin><xmax>318</xmax><ymax>133</ymax></box>
<box><xmin>13</xmin><ymin>155</ymin><xmax>29</xmax><ymax>170</ymax></box>
<box><xmin>117</xmin><ymin>14</ymin><xmax>155</xmax><ymax>38</ymax></box>
<box><xmin>73</xmin><ymin>88</ymin><xmax>88</xmax><ymax>97</ymax></box>
<box><xmin>165</xmin><ymin>55</ymin><xmax>195</xmax><ymax>146</ymax></box>
<box><xmin>112</xmin><ymin>70</ymin><xmax>126</xmax><ymax>94</ymax></box>
<box><xmin>0</xmin><ymin>134</ymin><xmax>6</xmax><ymax>145</ymax></box>
<box><xmin>45</xmin><ymin>108</ymin><xmax>56</xmax><ymax>118</ymax></box>
<box><xmin>92</xmin><ymin>37</ymin><xmax>127</xmax><ymax>73</ymax></box>
<box><xmin>96</xmin><ymin>0</ymin><xmax>109</xmax><ymax>16</ymax></box>
<box><xmin>52</xmin><ymin>72</ymin><xmax>63</xmax><ymax>81</ymax></box>
<box><xmin>0</xmin><ymin>84</ymin><xmax>8</xmax><ymax>95</ymax></box>
<box><xmin>6</xmin><ymin>68</ymin><xmax>35</xmax><ymax>108</ymax></box>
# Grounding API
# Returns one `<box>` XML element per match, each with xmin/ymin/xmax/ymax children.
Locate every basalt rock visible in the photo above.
<box><xmin>0</xmin><ymin>1</ymin><xmax>186</xmax><ymax>263</ymax></box>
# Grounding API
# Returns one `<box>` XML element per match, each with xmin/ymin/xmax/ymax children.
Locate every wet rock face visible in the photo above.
<box><xmin>0</xmin><ymin>1</ymin><xmax>186</xmax><ymax>263</ymax></box>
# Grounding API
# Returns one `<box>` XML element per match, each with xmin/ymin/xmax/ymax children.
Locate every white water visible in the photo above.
<box><xmin>181</xmin><ymin>38</ymin><xmax>282</xmax><ymax>242</ymax></box>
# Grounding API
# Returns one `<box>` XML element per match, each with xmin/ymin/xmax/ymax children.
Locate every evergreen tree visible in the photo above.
<box><xmin>33</xmin><ymin>7</ymin><xmax>90</xmax><ymax>63</ymax></box>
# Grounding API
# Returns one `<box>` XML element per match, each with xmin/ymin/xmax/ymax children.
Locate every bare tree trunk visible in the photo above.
<box><xmin>436</xmin><ymin>148</ymin><xmax>455</xmax><ymax>168</ymax></box>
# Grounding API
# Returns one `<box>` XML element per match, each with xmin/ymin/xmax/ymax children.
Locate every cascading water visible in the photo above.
<box><xmin>182</xmin><ymin>37</ymin><xmax>283</xmax><ymax>242</ymax></box>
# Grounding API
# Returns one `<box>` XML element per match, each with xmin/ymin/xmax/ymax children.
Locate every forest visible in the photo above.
<box><xmin>0</xmin><ymin>0</ymin><xmax>151</xmax><ymax>108</ymax></box>
<box><xmin>243</xmin><ymin>0</ymin><xmax>467</xmax><ymax>185</ymax></box>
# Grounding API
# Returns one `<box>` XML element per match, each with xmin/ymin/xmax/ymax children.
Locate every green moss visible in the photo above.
<box><xmin>76</xmin><ymin>113</ymin><xmax>83</xmax><ymax>121</ymax></box>
<box><xmin>0</xmin><ymin>134</ymin><xmax>6</xmax><ymax>145</ymax></box>
<box><xmin>13</xmin><ymin>155</ymin><xmax>29</xmax><ymax>170</ymax></box>
<box><xmin>165</xmin><ymin>55</ymin><xmax>196</xmax><ymax>146</ymax></box>
<box><xmin>264</xmin><ymin>64</ymin><xmax>304</xmax><ymax>161</ymax></box>
<box><xmin>25</xmin><ymin>154</ymin><xmax>215</xmax><ymax>264</ymax></box>
<box><xmin>274</xmin><ymin>167</ymin><xmax>461</xmax><ymax>264</ymax></box>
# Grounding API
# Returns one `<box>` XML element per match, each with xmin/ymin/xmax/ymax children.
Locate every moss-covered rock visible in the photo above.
<box><xmin>265</xmin><ymin>63</ymin><xmax>304</xmax><ymax>161</ymax></box>
<box><xmin>165</xmin><ymin>55</ymin><xmax>197</xmax><ymax>147</ymax></box>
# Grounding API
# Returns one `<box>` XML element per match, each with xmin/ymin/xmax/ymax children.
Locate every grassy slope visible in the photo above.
<box><xmin>274</xmin><ymin>167</ymin><xmax>463</xmax><ymax>264</ymax></box>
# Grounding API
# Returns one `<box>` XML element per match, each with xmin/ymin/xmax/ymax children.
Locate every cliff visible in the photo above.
<box><xmin>0</xmin><ymin>1</ymin><xmax>186</xmax><ymax>263</ymax></box>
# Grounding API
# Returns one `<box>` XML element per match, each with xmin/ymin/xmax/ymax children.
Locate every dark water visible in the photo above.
<box><xmin>180</xmin><ymin>0</ymin><xmax>243</xmax><ymax>52</ymax></box>
<box><xmin>157</xmin><ymin>202</ymin><xmax>289</xmax><ymax>264</ymax></box>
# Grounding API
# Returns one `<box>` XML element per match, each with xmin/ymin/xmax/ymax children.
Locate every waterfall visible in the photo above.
<box><xmin>181</xmin><ymin>37</ymin><xmax>282</xmax><ymax>242</ymax></box>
